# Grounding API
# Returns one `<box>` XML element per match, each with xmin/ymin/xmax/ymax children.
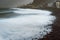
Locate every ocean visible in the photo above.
<box><xmin>0</xmin><ymin>8</ymin><xmax>56</xmax><ymax>40</ymax></box>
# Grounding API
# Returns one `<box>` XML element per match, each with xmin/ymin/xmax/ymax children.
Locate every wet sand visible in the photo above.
<box><xmin>38</xmin><ymin>8</ymin><xmax>60</xmax><ymax>40</ymax></box>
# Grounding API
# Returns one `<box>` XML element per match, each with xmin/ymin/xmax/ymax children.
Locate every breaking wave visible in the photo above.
<box><xmin>0</xmin><ymin>8</ymin><xmax>56</xmax><ymax>40</ymax></box>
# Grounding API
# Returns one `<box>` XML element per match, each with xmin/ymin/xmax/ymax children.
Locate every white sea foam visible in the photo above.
<box><xmin>12</xmin><ymin>8</ymin><xmax>52</xmax><ymax>15</ymax></box>
<box><xmin>0</xmin><ymin>8</ymin><xmax>56</xmax><ymax>40</ymax></box>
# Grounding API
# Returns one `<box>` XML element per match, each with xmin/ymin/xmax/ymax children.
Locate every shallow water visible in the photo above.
<box><xmin>0</xmin><ymin>8</ymin><xmax>56</xmax><ymax>40</ymax></box>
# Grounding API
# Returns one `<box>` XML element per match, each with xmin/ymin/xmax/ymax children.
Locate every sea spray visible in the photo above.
<box><xmin>0</xmin><ymin>8</ymin><xmax>56</xmax><ymax>40</ymax></box>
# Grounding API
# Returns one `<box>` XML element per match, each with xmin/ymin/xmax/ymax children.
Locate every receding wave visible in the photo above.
<box><xmin>0</xmin><ymin>8</ymin><xmax>56</xmax><ymax>40</ymax></box>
